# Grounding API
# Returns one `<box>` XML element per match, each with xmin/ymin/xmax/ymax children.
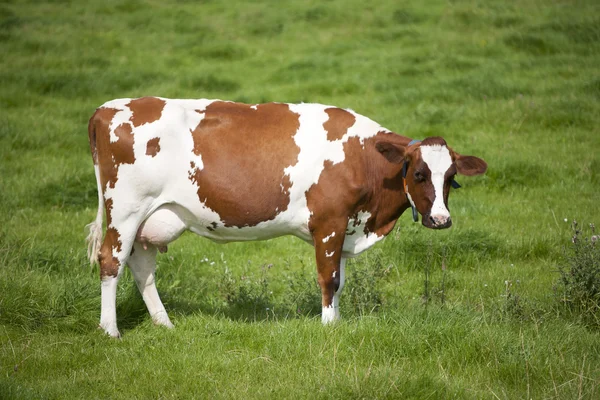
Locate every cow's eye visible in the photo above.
<box><xmin>414</xmin><ymin>171</ymin><xmax>425</xmax><ymax>182</ymax></box>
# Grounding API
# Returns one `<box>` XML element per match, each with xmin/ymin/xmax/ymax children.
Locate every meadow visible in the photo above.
<box><xmin>1</xmin><ymin>0</ymin><xmax>600</xmax><ymax>398</ymax></box>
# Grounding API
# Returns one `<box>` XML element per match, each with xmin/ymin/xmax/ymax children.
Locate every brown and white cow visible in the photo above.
<box><xmin>86</xmin><ymin>97</ymin><xmax>487</xmax><ymax>337</ymax></box>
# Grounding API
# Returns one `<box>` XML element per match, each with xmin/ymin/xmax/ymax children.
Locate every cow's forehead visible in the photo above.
<box><xmin>420</xmin><ymin>144</ymin><xmax>452</xmax><ymax>175</ymax></box>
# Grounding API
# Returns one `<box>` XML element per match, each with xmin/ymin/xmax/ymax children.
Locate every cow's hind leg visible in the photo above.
<box><xmin>128</xmin><ymin>242</ymin><xmax>173</xmax><ymax>328</ymax></box>
<box><xmin>98</xmin><ymin>219</ymin><xmax>140</xmax><ymax>338</ymax></box>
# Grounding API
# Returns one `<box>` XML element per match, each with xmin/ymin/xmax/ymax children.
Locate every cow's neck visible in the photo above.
<box><xmin>362</xmin><ymin>133</ymin><xmax>413</xmax><ymax>237</ymax></box>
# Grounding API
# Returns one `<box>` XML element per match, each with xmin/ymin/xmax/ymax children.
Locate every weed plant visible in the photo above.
<box><xmin>557</xmin><ymin>221</ymin><xmax>600</xmax><ymax>325</ymax></box>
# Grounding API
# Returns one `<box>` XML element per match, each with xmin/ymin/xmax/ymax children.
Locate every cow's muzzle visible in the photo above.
<box><xmin>423</xmin><ymin>214</ymin><xmax>452</xmax><ymax>230</ymax></box>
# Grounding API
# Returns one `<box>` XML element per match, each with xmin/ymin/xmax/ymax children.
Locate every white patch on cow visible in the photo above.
<box><xmin>420</xmin><ymin>144</ymin><xmax>452</xmax><ymax>218</ymax></box>
<box><xmin>345</xmin><ymin>109</ymin><xmax>391</xmax><ymax>145</ymax></box>
<box><xmin>250</xmin><ymin>104</ymin><xmax>258</xmax><ymax>110</ymax></box>
<box><xmin>322</xmin><ymin>305</ymin><xmax>338</xmax><ymax>324</ymax></box>
<box><xmin>342</xmin><ymin>211</ymin><xmax>384</xmax><ymax>256</ymax></box>
<box><xmin>332</xmin><ymin>271</ymin><xmax>336</xmax><ymax>278</ymax></box>
<box><xmin>325</xmin><ymin>250</ymin><xmax>335</xmax><ymax>257</ymax></box>
<box><xmin>322</xmin><ymin>231</ymin><xmax>336</xmax><ymax>243</ymax></box>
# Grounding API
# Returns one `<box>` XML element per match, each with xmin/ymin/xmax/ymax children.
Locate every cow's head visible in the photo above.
<box><xmin>376</xmin><ymin>136</ymin><xmax>487</xmax><ymax>229</ymax></box>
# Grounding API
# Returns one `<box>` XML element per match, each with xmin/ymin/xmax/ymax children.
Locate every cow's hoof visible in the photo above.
<box><xmin>99</xmin><ymin>323</ymin><xmax>121</xmax><ymax>338</ymax></box>
<box><xmin>321</xmin><ymin>306</ymin><xmax>340</xmax><ymax>325</ymax></box>
<box><xmin>152</xmin><ymin>311</ymin><xmax>174</xmax><ymax>328</ymax></box>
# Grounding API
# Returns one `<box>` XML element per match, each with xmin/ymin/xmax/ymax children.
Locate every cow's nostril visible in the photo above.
<box><xmin>429</xmin><ymin>216</ymin><xmax>436</xmax><ymax>225</ymax></box>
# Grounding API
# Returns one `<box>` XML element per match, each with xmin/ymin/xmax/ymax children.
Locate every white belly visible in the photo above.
<box><xmin>136</xmin><ymin>204</ymin><xmax>382</xmax><ymax>257</ymax></box>
<box><xmin>136</xmin><ymin>202</ymin><xmax>313</xmax><ymax>247</ymax></box>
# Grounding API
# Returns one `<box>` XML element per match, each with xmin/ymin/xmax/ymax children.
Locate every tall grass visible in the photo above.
<box><xmin>1</xmin><ymin>0</ymin><xmax>600</xmax><ymax>398</ymax></box>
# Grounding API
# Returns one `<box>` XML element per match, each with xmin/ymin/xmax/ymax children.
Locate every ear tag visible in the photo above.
<box><xmin>451</xmin><ymin>180</ymin><xmax>461</xmax><ymax>189</ymax></box>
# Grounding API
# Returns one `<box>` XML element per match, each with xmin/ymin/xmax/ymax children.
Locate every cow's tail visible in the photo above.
<box><xmin>86</xmin><ymin>114</ymin><xmax>103</xmax><ymax>266</ymax></box>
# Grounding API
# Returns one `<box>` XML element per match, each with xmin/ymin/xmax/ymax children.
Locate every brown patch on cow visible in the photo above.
<box><xmin>104</xmin><ymin>197</ymin><xmax>114</xmax><ymax>226</ymax></box>
<box><xmin>189</xmin><ymin>101</ymin><xmax>301</xmax><ymax>227</ymax></box>
<box><xmin>306</xmin><ymin>137</ymin><xmax>369</xmax><ymax>230</ymax></box>
<box><xmin>146</xmin><ymin>137</ymin><xmax>161</xmax><ymax>157</ymax></box>
<box><xmin>127</xmin><ymin>97</ymin><xmax>166</xmax><ymax>127</ymax></box>
<box><xmin>88</xmin><ymin>107</ymin><xmax>119</xmax><ymax>165</ymax></box>
<box><xmin>103</xmin><ymin>228</ymin><xmax>122</xmax><ymax>254</ymax></box>
<box><xmin>323</xmin><ymin>108</ymin><xmax>355</xmax><ymax>141</ymax></box>
<box><xmin>90</xmin><ymin>105</ymin><xmax>137</xmax><ymax>190</ymax></box>
<box><xmin>98</xmin><ymin>196</ymin><xmax>122</xmax><ymax>277</ymax></box>
<box><xmin>113</xmin><ymin>124</ymin><xmax>135</xmax><ymax>163</ymax></box>
<box><xmin>106</xmin><ymin>123</ymin><xmax>135</xmax><ymax>189</ymax></box>
<box><xmin>99</xmin><ymin>227</ymin><xmax>122</xmax><ymax>278</ymax></box>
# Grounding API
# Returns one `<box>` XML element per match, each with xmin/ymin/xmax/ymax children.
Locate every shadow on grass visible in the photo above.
<box><xmin>116</xmin><ymin>279</ymin><xmax>322</xmax><ymax>334</ymax></box>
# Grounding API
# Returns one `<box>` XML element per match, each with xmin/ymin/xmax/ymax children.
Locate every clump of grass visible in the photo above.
<box><xmin>501</xmin><ymin>279</ymin><xmax>527</xmax><ymax>321</ymax></box>
<box><xmin>281</xmin><ymin>261</ymin><xmax>320</xmax><ymax>317</ymax></box>
<box><xmin>344</xmin><ymin>249</ymin><xmax>392</xmax><ymax>315</ymax></box>
<box><xmin>216</xmin><ymin>263</ymin><xmax>274</xmax><ymax>319</ymax></box>
<box><xmin>556</xmin><ymin>221</ymin><xmax>600</xmax><ymax>325</ymax></box>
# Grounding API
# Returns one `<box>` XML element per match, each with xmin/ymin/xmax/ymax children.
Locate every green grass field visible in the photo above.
<box><xmin>1</xmin><ymin>0</ymin><xmax>600</xmax><ymax>398</ymax></box>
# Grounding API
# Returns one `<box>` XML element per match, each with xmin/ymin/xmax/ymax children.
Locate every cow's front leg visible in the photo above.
<box><xmin>313</xmin><ymin>226</ymin><xmax>347</xmax><ymax>324</ymax></box>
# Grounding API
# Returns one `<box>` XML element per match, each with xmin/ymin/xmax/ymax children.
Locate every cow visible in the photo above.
<box><xmin>86</xmin><ymin>97</ymin><xmax>487</xmax><ymax>337</ymax></box>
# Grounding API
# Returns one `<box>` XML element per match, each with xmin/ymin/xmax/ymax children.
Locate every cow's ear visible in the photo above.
<box><xmin>375</xmin><ymin>141</ymin><xmax>405</xmax><ymax>164</ymax></box>
<box><xmin>455</xmin><ymin>154</ymin><xmax>487</xmax><ymax>176</ymax></box>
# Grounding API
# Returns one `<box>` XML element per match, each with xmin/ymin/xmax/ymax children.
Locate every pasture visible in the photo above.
<box><xmin>1</xmin><ymin>0</ymin><xmax>599</xmax><ymax>398</ymax></box>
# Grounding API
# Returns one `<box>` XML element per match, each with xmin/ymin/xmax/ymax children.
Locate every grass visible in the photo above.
<box><xmin>1</xmin><ymin>0</ymin><xmax>600</xmax><ymax>398</ymax></box>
